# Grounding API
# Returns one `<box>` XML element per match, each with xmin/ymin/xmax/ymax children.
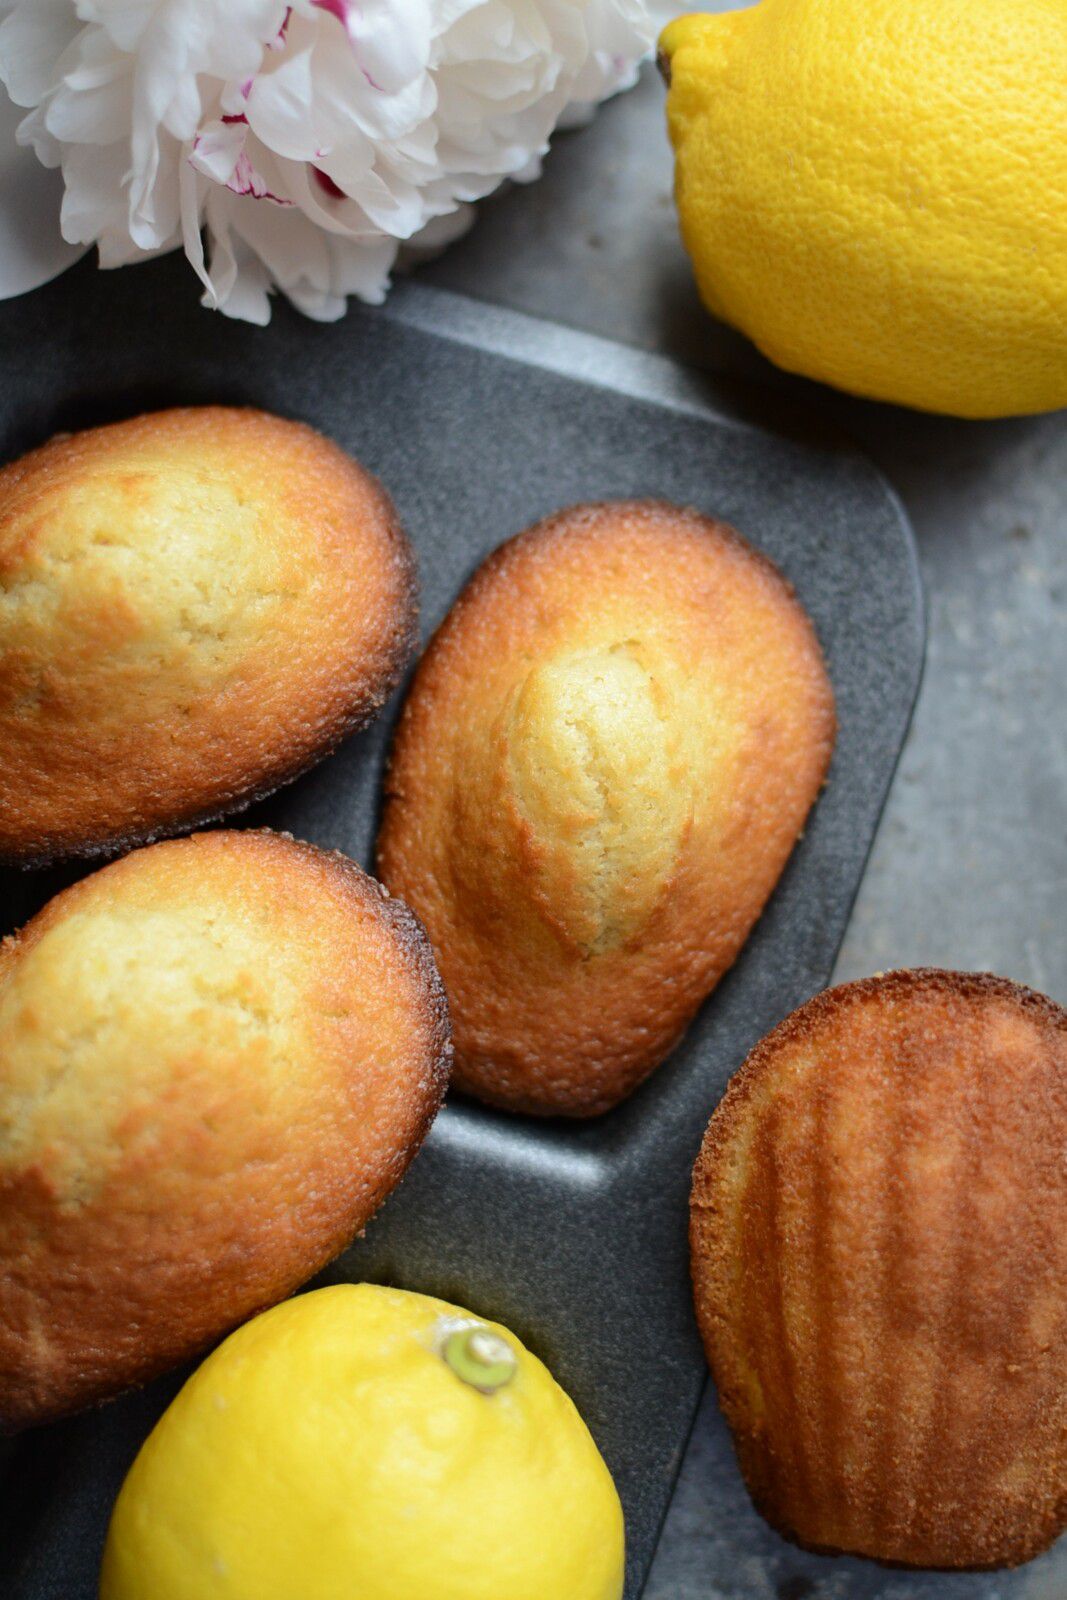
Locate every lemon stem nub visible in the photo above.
<box><xmin>443</xmin><ymin>1326</ymin><xmax>517</xmax><ymax>1394</ymax></box>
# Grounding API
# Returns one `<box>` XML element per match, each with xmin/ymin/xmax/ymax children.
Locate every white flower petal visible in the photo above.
<box><xmin>1</xmin><ymin>0</ymin><xmax>663</xmax><ymax>321</ymax></box>
<box><xmin>189</xmin><ymin>117</ymin><xmax>246</xmax><ymax>186</ymax></box>
<box><xmin>45</xmin><ymin>53</ymin><xmax>131</xmax><ymax>145</ymax></box>
<box><xmin>58</xmin><ymin>136</ymin><xmax>134</xmax><ymax>247</ymax></box>
<box><xmin>208</xmin><ymin>229</ymin><xmax>275</xmax><ymax>323</ymax></box>
<box><xmin>179</xmin><ymin>139</ymin><xmax>212</xmax><ymax>299</ymax></box>
<box><xmin>14</xmin><ymin>99</ymin><xmax>64</xmax><ymax>169</ymax></box>
<box><xmin>0</xmin><ymin>0</ymin><xmax>82</xmax><ymax>108</ymax></box>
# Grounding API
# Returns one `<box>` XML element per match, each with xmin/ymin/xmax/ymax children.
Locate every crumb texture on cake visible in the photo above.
<box><xmin>691</xmin><ymin>968</ymin><xmax>1067</xmax><ymax>1570</ymax></box>
<box><xmin>377</xmin><ymin>499</ymin><xmax>835</xmax><ymax>1116</ymax></box>
<box><xmin>0</xmin><ymin>830</ymin><xmax>450</xmax><ymax>1430</ymax></box>
<box><xmin>499</xmin><ymin>641</ymin><xmax>694</xmax><ymax>953</ymax></box>
<box><xmin>0</xmin><ymin>408</ymin><xmax>417</xmax><ymax>865</ymax></box>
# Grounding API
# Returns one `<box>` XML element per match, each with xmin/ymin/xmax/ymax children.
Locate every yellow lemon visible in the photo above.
<box><xmin>661</xmin><ymin>0</ymin><xmax>1067</xmax><ymax>417</ymax></box>
<box><xmin>100</xmin><ymin>1284</ymin><xmax>624</xmax><ymax>1600</ymax></box>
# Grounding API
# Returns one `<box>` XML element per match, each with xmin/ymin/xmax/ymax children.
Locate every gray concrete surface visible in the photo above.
<box><xmin>420</xmin><ymin>25</ymin><xmax>1067</xmax><ymax>1600</ymax></box>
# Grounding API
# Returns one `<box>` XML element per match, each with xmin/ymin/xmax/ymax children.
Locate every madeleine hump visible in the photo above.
<box><xmin>377</xmin><ymin>500</ymin><xmax>835</xmax><ymax>1116</ymax></box>
<box><xmin>0</xmin><ymin>407</ymin><xmax>417</xmax><ymax>866</ymax></box>
<box><xmin>0</xmin><ymin>830</ymin><xmax>450</xmax><ymax>1430</ymax></box>
<box><xmin>691</xmin><ymin>969</ymin><xmax>1067</xmax><ymax>1570</ymax></box>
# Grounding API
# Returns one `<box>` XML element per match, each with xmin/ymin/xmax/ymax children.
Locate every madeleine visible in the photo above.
<box><xmin>0</xmin><ymin>830</ymin><xmax>450</xmax><ymax>1429</ymax></box>
<box><xmin>691</xmin><ymin>969</ymin><xmax>1067</xmax><ymax>1569</ymax></box>
<box><xmin>378</xmin><ymin>500</ymin><xmax>835</xmax><ymax>1116</ymax></box>
<box><xmin>0</xmin><ymin>408</ymin><xmax>416</xmax><ymax>866</ymax></box>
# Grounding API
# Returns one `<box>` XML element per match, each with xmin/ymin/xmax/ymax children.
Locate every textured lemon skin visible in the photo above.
<box><xmin>662</xmin><ymin>0</ymin><xmax>1067</xmax><ymax>418</ymax></box>
<box><xmin>100</xmin><ymin>1284</ymin><xmax>625</xmax><ymax>1600</ymax></box>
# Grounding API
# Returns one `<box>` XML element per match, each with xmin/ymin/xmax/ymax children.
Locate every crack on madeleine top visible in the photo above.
<box><xmin>0</xmin><ymin>900</ymin><xmax>306</xmax><ymax>1208</ymax></box>
<box><xmin>0</xmin><ymin>465</ymin><xmax>314</xmax><ymax>709</ymax></box>
<box><xmin>501</xmin><ymin>640</ymin><xmax>695</xmax><ymax>955</ymax></box>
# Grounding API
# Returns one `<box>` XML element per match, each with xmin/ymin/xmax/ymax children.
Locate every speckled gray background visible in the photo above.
<box><xmin>422</xmin><ymin>9</ymin><xmax>1067</xmax><ymax>1599</ymax></box>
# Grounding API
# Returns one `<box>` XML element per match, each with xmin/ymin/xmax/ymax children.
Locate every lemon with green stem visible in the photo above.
<box><xmin>100</xmin><ymin>1284</ymin><xmax>624</xmax><ymax>1600</ymax></box>
<box><xmin>661</xmin><ymin>0</ymin><xmax>1067</xmax><ymax>418</ymax></box>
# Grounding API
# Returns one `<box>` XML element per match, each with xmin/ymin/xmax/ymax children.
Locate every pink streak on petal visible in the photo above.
<box><xmin>311</xmin><ymin>0</ymin><xmax>358</xmax><ymax>42</ymax></box>
<box><xmin>268</xmin><ymin>8</ymin><xmax>292</xmax><ymax>49</ymax></box>
<box><xmin>227</xmin><ymin>151</ymin><xmax>293</xmax><ymax>205</ymax></box>
<box><xmin>309</xmin><ymin>0</ymin><xmax>381</xmax><ymax>89</ymax></box>
<box><xmin>312</xmin><ymin>166</ymin><xmax>346</xmax><ymax>199</ymax></box>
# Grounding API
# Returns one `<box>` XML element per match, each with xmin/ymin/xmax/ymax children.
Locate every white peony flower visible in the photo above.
<box><xmin>0</xmin><ymin>0</ymin><xmax>669</xmax><ymax>323</ymax></box>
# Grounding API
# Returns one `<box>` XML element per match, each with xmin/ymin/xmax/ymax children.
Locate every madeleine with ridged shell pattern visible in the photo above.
<box><xmin>0</xmin><ymin>830</ymin><xmax>450</xmax><ymax>1431</ymax></box>
<box><xmin>377</xmin><ymin>500</ymin><xmax>835</xmax><ymax>1117</ymax></box>
<box><xmin>0</xmin><ymin>408</ymin><xmax>417</xmax><ymax>867</ymax></box>
<box><xmin>691</xmin><ymin>969</ymin><xmax>1067</xmax><ymax>1570</ymax></box>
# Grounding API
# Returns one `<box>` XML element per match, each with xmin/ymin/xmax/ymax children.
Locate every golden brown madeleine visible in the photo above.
<box><xmin>691</xmin><ymin>969</ymin><xmax>1067</xmax><ymax>1570</ymax></box>
<box><xmin>0</xmin><ymin>830</ymin><xmax>450</xmax><ymax>1430</ymax></box>
<box><xmin>0</xmin><ymin>408</ymin><xmax>416</xmax><ymax>866</ymax></box>
<box><xmin>377</xmin><ymin>500</ymin><xmax>835</xmax><ymax>1116</ymax></box>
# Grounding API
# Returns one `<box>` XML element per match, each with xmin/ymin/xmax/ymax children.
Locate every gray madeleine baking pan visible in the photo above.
<box><xmin>1</xmin><ymin>252</ymin><xmax>925</xmax><ymax>1599</ymax></box>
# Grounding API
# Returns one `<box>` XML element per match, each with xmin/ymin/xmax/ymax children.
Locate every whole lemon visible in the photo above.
<box><xmin>99</xmin><ymin>1284</ymin><xmax>624</xmax><ymax>1600</ymax></box>
<box><xmin>661</xmin><ymin>0</ymin><xmax>1067</xmax><ymax>417</ymax></box>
